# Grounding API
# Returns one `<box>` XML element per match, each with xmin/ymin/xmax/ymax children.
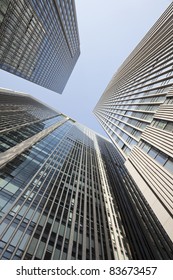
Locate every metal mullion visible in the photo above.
<box><xmin>91</xmin><ymin>148</ymin><xmax>104</xmax><ymax>255</ymax></box>
<box><xmin>34</xmin><ymin>0</ymin><xmax>61</xmax><ymax>46</ymax></box>
<box><xmin>122</xmin><ymin>92</ymin><xmax>166</xmax><ymax>103</ymax></box>
<box><xmin>19</xmin><ymin>143</ymin><xmax>71</xmax><ymax>258</ymax></box>
<box><xmin>134</xmin><ymin>58</ymin><xmax>173</xmax><ymax>87</ymax></box>
<box><xmin>22</xmin><ymin>127</ymin><xmax>75</xmax><ymax>258</ymax></box>
<box><xmin>13</xmin><ymin>32</ymin><xmax>39</xmax><ymax>75</ymax></box>
<box><xmin>75</xmin><ymin>147</ymin><xmax>86</xmax><ymax>259</ymax></box>
<box><xmin>0</xmin><ymin>114</ymin><xmax>61</xmax><ymax>139</ymax></box>
<box><xmin>71</xmin><ymin>0</ymin><xmax>80</xmax><ymax>47</ymax></box>
<box><xmin>2</xmin><ymin>6</ymin><xmax>44</xmax><ymax>69</ymax></box>
<box><xmin>107</xmin><ymin>40</ymin><xmax>173</xmax><ymax>94</ymax></box>
<box><xmin>105</xmin><ymin>117</ymin><xmax>144</xmax><ymax>136</ymax></box>
<box><xmin>86</xmin><ymin>150</ymin><xmax>92</xmax><ymax>260</ymax></box>
<box><xmin>119</xmin><ymin>47</ymin><xmax>173</xmax><ymax>95</ymax></box>
<box><xmin>64</xmin><ymin>0</ymin><xmax>74</xmax><ymax>52</ymax></box>
<box><xmin>129</xmin><ymin>26</ymin><xmax>173</xmax><ymax>71</ymax></box>
<box><xmin>108</xmin><ymin>128</ymin><xmax>135</xmax><ymax>150</ymax></box>
<box><xmin>107</xmin><ymin>147</ymin><xmax>159</xmax><ymax>258</ymax></box>
<box><xmin>68</xmin><ymin>0</ymin><xmax>78</xmax><ymax>49</ymax></box>
<box><xmin>40</xmin><ymin>37</ymin><xmax>64</xmax><ymax>84</ymax></box>
<box><xmin>125</xmin><ymin>38</ymin><xmax>172</xmax><ymax>84</ymax></box>
<box><xmin>38</xmin><ymin>2</ymin><xmax>58</xmax><ymax>32</ymax></box>
<box><xmin>94</xmin><ymin>179</ymin><xmax>105</xmax><ymax>260</ymax></box>
<box><xmin>61</xmin><ymin>0</ymin><xmax>74</xmax><ymax>51</ymax></box>
<box><xmin>124</xmin><ymin>167</ymin><xmax>173</xmax><ymax>257</ymax></box>
<box><xmin>58</xmin><ymin>146</ymin><xmax>80</xmax><ymax>260</ymax></box>
<box><xmin>53</xmin><ymin>0</ymin><xmax>73</xmax><ymax>57</ymax></box>
<box><xmin>2</xmin><ymin>2</ymin><xmax>27</xmax><ymax>62</ymax></box>
<box><xmin>32</xmin><ymin>31</ymin><xmax>63</xmax><ymax>82</ymax></box>
<box><xmin>25</xmin><ymin>165</ymin><xmax>65</xmax><ymax>259</ymax></box>
<box><xmin>102</xmin><ymin>158</ymin><xmax>127</xmax><ymax>259</ymax></box>
<box><xmin>12</xmin><ymin>8</ymin><xmax>31</xmax><ymax>28</ymax></box>
<box><xmin>35</xmin><ymin>141</ymin><xmax>77</xmax><ymax>259</ymax></box>
<box><xmin>0</xmin><ymin>114</ymin><xmax>60</xmax><ymax>136</ymax></box>
<box><xmin>100</xmin><ymin>110</ymin><xmax>150</xmax><ymax>124</ymax></box>
<box><xmin>93</xmin><ymin>144</ymin><xmax>112</xmax><ymax>260</ymax></box>
<box><xmin>89</xmin><ymin>138</ymin><xmax>99</xmax><ymax>260</ymax></box>
<box><xmin>81</xmin><ymin>143</ymin><xmax>88</xmax><ymax>260</ymax></box>
<box><xmin>117</xmin><ymin>26</ymin><xmax>172</xmax><ymax>81</ymax></box>
<box><xmin>9</xmin><ymin>142</ymin><xmax>67</xmax><ymax>259</ymax></box>
<box><xmin>0</xmin><ymin>160</ymin><xmax>55</xmax><ymax>258</ymax></box>
<box><xmin>119</xmin><ymin>164</ymin><xmax>170</xmax><ymax>259</ymax></box>
<box><xmin>51</xmin><ymin>141</ymin><xmax>80</xmax><ymax>259</ymax></box>
<box><xmin>66</xmin><ymin>138</ymin><xmax>84</xmax><ymax>259</ymax></box>
<box><xmin>117</xmin><ymin>77</ymin><xmax>170</xmax><ymax>100</ymax></box>
<box><xmin>115</xmin><ymin>85</ymin><xmax>169</xmax><ymax>103</ymax></box>
<box><xmin>0</xmin><ymin>120</ymin><xmax>67</xmax><ymax>228</ymax></box>
<box><xmin>0</xmin><ymin>130</ymin><xmax>66</xmax><ymax>258</ymax></box>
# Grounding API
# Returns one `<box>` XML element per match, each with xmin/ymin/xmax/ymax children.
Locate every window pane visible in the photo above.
<box><xmin>142</xmin><ymin>143</ymin><xmax>151</xmax><ymax>153</ymax></box>
<box><xmin>155</xmin><ymin>153</ymin><xmax>168</xmax><ymax>166</ymax></box>
<box><xmin>164</xmin><ymin>123</ymin><xmax>173</xmax><ymax>132</ymax></box>
<box><xmin>4</xmin><ymin>183</ymin><xmax>19</xmax><ymax>194</ymax></box>
<box><xmin>164</xmin><ymin>159</ymin><xmax>173</xmax><ymax>175</ymax></box>
<box><xmin>156</xmin><ymin>120</ymin><xmax>167</xmax><ymax>129</ymax></box>
<box><xmin>148</xmin><ymin>147</ymin><xmax>158</xmax><ymax>158</ymax></box>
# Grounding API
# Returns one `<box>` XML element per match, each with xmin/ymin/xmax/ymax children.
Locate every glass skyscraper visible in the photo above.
<box><xmin>0</xmin><ymin>88</ymin><xmax>132</xmax><ymax>260</ymax></box>
<box><xmin>0</xmin><ymin>0</ymin><xmax>80</xmax><ymax>93</ymax></box>
<box><xmin>0</xmin><ymin>88</ymin><xmax>173</xmax><ymax>260</ymax></box>
<box><xmin>94</xmin><ymin>3</ymin><xmax>173</xmax><ymax>243</ymax></box>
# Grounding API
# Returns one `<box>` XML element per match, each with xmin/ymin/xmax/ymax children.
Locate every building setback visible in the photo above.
<box><xmin>94</xmin><ymin>3</ymin><xmax>173</xmax><ymax>243</ymax></box>
<box><xmin>0</xmin><ymin>89</ymin><xmax>173</xmax><ymax>260</ymax></box>
<box><xmin>0</xmin><ymin>0</ymin><xmax>80</xmax><ymax>93</ymax></box>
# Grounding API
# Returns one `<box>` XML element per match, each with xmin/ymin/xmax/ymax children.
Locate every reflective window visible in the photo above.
<box><xmin>164</xmin><ymin>159</ymin><xmax>173</xmax><ymax>174</ymax></box>
<box><xmin>148</xmin><ymin>147</ymin><xmax>158</xmax><ymax>158</ymax></box>
<box><xmin>155</xmin><ymin>152</ymin><xmax>168</xmax><ymax>165</ymax></box>
<box><xmin>164</xmin><ymin>122</ymin><xmax>173</xmax><ymax>132</ymax></box>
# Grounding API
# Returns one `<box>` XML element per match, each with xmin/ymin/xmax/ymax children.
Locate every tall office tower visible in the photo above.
<box><xmin>0</xmin><ymin>88</ymin><xmax>133</xmax><ymax>260</ymax></box>
<box><xmin>1</xmin><ymin>90</ymin><xmax>173</xmax><ymax>260</ymax></box>
<box><xmin>94</xmin><ymin>2</ymin><xmax>173</xmax><ymax>244</ymax></box>
<box><xmin>0</xmin><ymin>0</ymin><xmax>80</xmax><ymax>93</ymax></box>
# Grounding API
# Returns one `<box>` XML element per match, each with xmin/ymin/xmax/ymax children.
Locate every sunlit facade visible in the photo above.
<box><xmin>0</xmin><ymin>89</ymin><xmax>133</xmax><ymax>260</ymax></box>
<box><xmin>0</xmin><ymin>89</ymin><xmax>173</xmax><ymax>260</ymax></box>
<box><xmin>0</xmin><ymin>0</ymin><xmax>80</xmax><ymax>93</ymax></box>
<box><xmin>94</xmin><ymin>3</ymin><xmax>173</xmax><ymax>243</ymax></box>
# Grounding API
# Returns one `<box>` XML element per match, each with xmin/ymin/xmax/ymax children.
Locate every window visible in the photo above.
<box><xmin>129</xmin><ymin>139</ymin><xmax>137</xmax><ymax>148</ymax></box>
<box><xmin>155</xmin><ymin>153</ymin><xmax>168</xmax><ymax>165</ymax></box>
<box><xmin>122</xmin><ymin>133</ymin><xmax>128</xmax><ymax>141</ymax></box>
<box><xmin>164</xmin><ymin>122</ymin><xmax>173</xmax><ymax>132</ymax></box>
<box><xmin>0</xmin><ymin>178</ymin><xmax>8</xmax><ymax>188</ymax></box>
<box><xmin>141</xmin><ymin>142</ymin><xmax>150</xmax><ymax>152</ymax></box>
<box><xmin>148</xmin><ymin>147</ymin><xmax>158</xmax><ymax>159</ymax></box>
<box><xmin>117</xmin><ymin>139</ymin><xmax>124</xmax><ymax>149</ymax></box>
<box><xmin>4</xmin><ymin>183</ymin><xmax>19</xmax><ymax>194</ymax></box>
<box><xmin>164</xmin><ymin>159</ymin><xmax>173</xmax><ymax>175</ymax></box>
<box><xmin>156</xmin><ymin>120</ymin><xmax>167</xmax><ymax>129</ymax></box>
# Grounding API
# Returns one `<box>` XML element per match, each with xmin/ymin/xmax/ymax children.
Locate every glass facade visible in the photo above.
<box><xmin>0</xmin><ymin>89</ymin><xmax>132</xmax><ymax>260</ymax></box>
<box><xmin>94</xmin><ymin>3</ymin><xmax>173</xmax><ymax>244</ymax></box>
<box><xmin>0</xmin><ymin>0</ymin><xmax>80</xmax><ymax>93</ymax></box>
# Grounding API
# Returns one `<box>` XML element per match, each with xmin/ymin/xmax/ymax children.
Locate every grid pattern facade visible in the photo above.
<box><xmin>0</xmin><ymin>90</ymin><xmax>131</xmax><ymax>260</ymax></box>
<box><xmin>0</xmin><ymin>0</ymin><xmax>80</xmax><ymax>93</ymax></box>
<box><xmin>94</xmin><ymin>3</ymin><xmax>173</xmax><ymax>242</ymax></box>
<box><xmin>99</xmin><ymin>140</ymin><xmax>173</xmax><ymax>259</ymax></box>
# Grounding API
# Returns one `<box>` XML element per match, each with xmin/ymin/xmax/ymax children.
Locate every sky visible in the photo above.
<box><xmin>0</xmin><ymin>0</ymin><xmax>172</xmax><ymax>137</ymax></box>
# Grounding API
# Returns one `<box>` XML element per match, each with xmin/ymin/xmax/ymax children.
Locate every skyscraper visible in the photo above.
<box><xmin>0</xmin><ymin>88</ymin><xmax>173</xmax><ymax>260</ymax></box>
<box><xmin>94</xmin><ymin>3</ymin><xmax>173</xmax><ymax>243</ymax></box>
<box><xmin>0</xmin><ymin>0</ymin><xmax>80</xmax><ymax>93</ymax></box>
<box><xmin>0</xmin><ymin>88</ymin><xmax>132</xmax><ymax>260</ymax></box>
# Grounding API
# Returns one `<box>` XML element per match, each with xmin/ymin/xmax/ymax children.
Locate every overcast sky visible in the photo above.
<box><xmin>0</xmin><ymin>0</ymin><xmax>172</xmax><ymax>137</ymax></box>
